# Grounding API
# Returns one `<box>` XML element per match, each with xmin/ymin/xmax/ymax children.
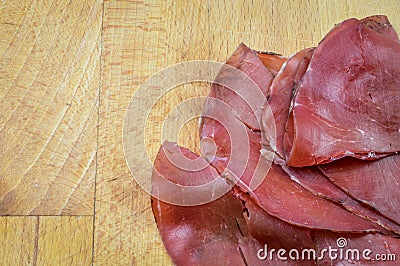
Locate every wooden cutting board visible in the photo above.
<box><xmin>1</xmin><ymin>0</ymin><xmax>399</xmax><ymax>265</ymax></box>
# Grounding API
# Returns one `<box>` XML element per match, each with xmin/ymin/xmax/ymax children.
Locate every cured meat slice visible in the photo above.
<box><xmin>257</xmin><ymin>52</ymin><xmax>287</xmax><ymax>76</ymax></box>
<box><xmin>204</xmin><ymin>124</ymin><xmax>386</xmax><ymax>234</ymax></box>
<box><xmin>278</xmin><ymin>162</ymin><xmax>400</xmax><ymax>235</ymax></box>
<box><xmin>202</xmin><ymin>96</ymin><xmax>385</xmax><ymax>233</ymax></box>
<box><xmin>261</xmin><ymin>48</ymin><xmax>314</xmax><ymax>158</ymax></box>
<box><xmin>319</xmin><ymin>154</ymin><xmax>400</xmax><ymax>225</ymax></box>
<box><xmin>201</xmin><ymin>43</ymin><xmax>275</xmax><ymax>131</ymax></box>
<box><xmin>151</xmin><ymin>142</ymin><xmax>262</xmax><ymax>265</ymax></box>
<box><xmin>286</xmin><ymin>15</ymin><xmax>400</xmax><ymax>167</ymax></box>
<box><xmin>151</xmin><ymin>142</ymin><xmax>297</xmax><ymax>265</ymax></box>
<box><xmin>233</xmin><ymin>188</ymin><xmax>316</xmax><ymax>265</ymax></box>
<box><xmin>200</xmin><ymin>45</ymin><xmax>287</xmax><ymax>187</ymax></box>
<box><xmin>151</xmin><ymin>15</ymin><xmax>400</xmax><ymax>265</ymax></box>
<box><xmin>312</xmin><ymin>232</ymin><xmax>400</xmax><ymax>265</ymax></box>
<box><xmin>361</xmin><ymin>15</ymin><xmax>399</xmax><ymax>41</ymax></box>
<box><xmin>152</xmin><ymin>190</ymin><xmax>267</xmax><ymax>265</ymax></box>
<box><xmin>152</xmin><ymin>141</ymin><xmax>230</xmax><ymax>206</ymax></box>
<box><xmin>200</xmin><ymin>42</ymin><xmax>279</xmax><ymax>190</ymax></box>
<box><xmin>201</xmin><ymin>118</ymin><xmax>270</xmax><ymax>192</ymax></box>
<box><xmin>233</xmin><ymin>188</ymin><xmax>314</xmax><ymax>248</ymax></box>
<box><xmin>247</xmin><ymin>163</ymin><xmax>383</xmax><ymax>232</ymax></box>
<box><xmin>152</xmin><ymin>185</ymin><xmax>265</xmax><ymax>265</ymax></box>
<box><xmin>201</xmin><ymin>89</ymin><xmax>385</xmax><ymax>232</ymax></box>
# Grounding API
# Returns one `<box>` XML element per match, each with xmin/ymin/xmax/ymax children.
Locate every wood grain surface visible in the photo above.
<box><xmin>0</xmin><ymin>216</ymin><xmax>93</xmax><ymax>265</ymax></box>
<box><xmin>1</xmin><ymin>0</ymin><xmax>399</xmax><ymax>265</ymax></box>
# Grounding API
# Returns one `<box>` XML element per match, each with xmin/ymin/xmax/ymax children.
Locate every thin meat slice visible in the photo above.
<box><xmin>246</xmin><ymin>163</ymin><xmax>383</xmax><ymax>232</ymax></box>
<box><xmin>201</xmin><ymin>43</ymin><xmax>275</xmax><ymax>131</ymax></box>
<box><xmin>361</xmin><ymin>15</ymin><xmax>399</xmax><ymax>40</ymax></box>
<box><xmin>200</xmin><ymin>110</ymin><xmax>269</xmax><ymax>192</ymax></box>
<box><xmin>233</xmin><ymin>187</ymin><xmax>314</xmax><ymax>248</ymax></box>
<box><xmin>152</xmin><ymin>188</ymin><xmax>264</xmax><ymax>265</ymax></box>
<box><xmin>312</xmin><ymin>231</ymin><xmax>400</xmax><ymax>265</ymax></box>
<box><xmin>200</xmin><ymin>44</ymin><xmax>288</xmax><ymax>190</ymax></box>
<box><xmin>152</xmin><ymin>141</ymin><xmax>230</xmax><ymax>206</ymax></box>
<box><xmin>202</xmin><ymin>104</ymin><xmax>386</xmax><ymax>233</ymax></box>
<box><xmin>278</xmin><ymin>162</ymin><xmax>400</xmax><ymax>235</ymax></box>
<box><xmin>261</xmin><ymin>48</ymin><xmax>314</xmax><ymax>158</ymax></box>
<box><xmin>152</xmin><ymin>191</ymin><xmax>265</xmax><ymax>265</ymax></box>
<box><xmin>233</xmin><ymin>188</ymin><xmax>316</xmax><ymax>265</ymax></box>
<box><xmin>152</xmin><ymin>142</ymin><xmax>286</xmax><ymax>265</ymax></box>
<box><xmin>257</xmin><ymin>51</ymin><xmax>287</xmax><ymax>76</ymax></box>
<box><xmin>202</xmin><ymin>99</ymin><xmax>385</xmax><ymax>233</ymax></box>
<box><xmin>319</xmin><ymin>154</ymin><xmax>400</xmax><ymax>226</ymax></box>
<box><xmin>286</xmin><ymin>15</ymin><xmax>400</xmax><ymax>167</ymax></box>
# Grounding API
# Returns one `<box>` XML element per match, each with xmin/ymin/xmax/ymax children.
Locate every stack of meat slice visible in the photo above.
<box><xmin>151</xmin><ymin>15</ymin><xmax>400</xmax><ymax>265</ymax></box>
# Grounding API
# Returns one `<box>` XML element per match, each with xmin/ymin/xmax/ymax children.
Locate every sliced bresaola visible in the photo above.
<box><xmin>202</xmin><ymin>127</ymin><xmax>386</xmax><ymax>232</ymax></box>
<box><xmin>201</xmin><ymin>42</ymin><xmax>276</xmax><ymax>132</ymax></box>
<box><xmin>233</xmin><ymin>187</ymin><xmax>315</xmax><ymax>249</ymax></box>
<box><xmin>319</xmin><ymin>154</ymin><xmax>400</xmax><ymax>226</ymax></box>
<box><xmin>361</xmin><ymin>15</ymin><xmax>399</xmax><ymax>41</ymax></box>
<box><xmin>312</xmin><ymin>231</ymin><xmax>400</xmax><ymax>265</ymax></box>
<box><xmin>286</xmin><ymin>15</ymin><xmax>400</xmax><ymax>167</ymax></box>
<box><xmin>202</xmin><ymin>101</ymin><xmax>385</xmax><ymax>233</ymax></box>
<box><xmin>200</xmin><ymin>43</ymin><xmax>282</xmax><ymax>190</ymax></box>
<box><xmin>199</xmin><ymin>43</ymin><xmax>279</xmax><ymax>190</ymax></box>
<box><xmin>246</xmin><ymin>163</ymin><xmax>383</xmax><ymax>232</ymax></box>
<box><xmin>152</xmin><ymin>190</ymin><xmax>265</xmax><ymax>265</ymax></box>
<box><xmin>261</xmin><ymin>47</ymin><xmax>314</xmax><ymax>158</ymax></box>
<box><xmin>152</xmin><ymin>142</ymin><xmax>280</xmax><ymax>265</ymax></box>
<box><xmin>152</xmin><ymin>141</ymin><xmax>230</xmax><ymax>206</ymax></box>
<box><xmin>257</xmin><ymin>51</ymin><xmax>287</xmax><ymax>76</ymax></box>
<box><xmin>200</xmin><ymin>114</ymin><xmax>271</xmax><ymax>192</ymax></box>
<box><xmin>202</xmin><ymin>94</ymin><xmax>385</xmax><ymax>232</ymax></box>
<box><xmin>277</xmin><ymin>161</ymin><xmax>400</xmax><ymax>235</ymax></box>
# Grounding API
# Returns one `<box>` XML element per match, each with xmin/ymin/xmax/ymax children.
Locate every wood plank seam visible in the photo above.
<box><xmin>33</xmin><ymin>216</ymin><xmax>39</xmax><ymax>266</ymax></box>
<box><xmin>91</xmin><ymin>0</ymin><xmax>105</xmax><ymax>264</ymax></box>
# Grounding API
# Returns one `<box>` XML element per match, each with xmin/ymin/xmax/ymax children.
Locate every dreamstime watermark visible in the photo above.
<box><xmin>122</xmin><ymin>60</ymin><xmax>276</xmax><ymax>206</ymax></box>
<box><xmin>257</xmin><ymin>237</ymin><xmax>396</xmax><ymax>262</ymax></box>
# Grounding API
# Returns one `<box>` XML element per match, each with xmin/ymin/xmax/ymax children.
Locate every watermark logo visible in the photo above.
<box><xmin>122</xmin><ymin>60</ymin><xmax>276</xmax><ymax>206</ymax></box>
<box><xmin>336</xmin><ymin>237</ymin><xmax>347</xmax><ymax>248</ymax></box>
<box><xmin>257</xmin><ymin>237</ymin><xmax>396</xmax><ymax>262</ymax></box>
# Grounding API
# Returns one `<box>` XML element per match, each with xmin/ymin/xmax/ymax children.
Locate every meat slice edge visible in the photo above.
<box><xmin>233</xmin><ymin>187</ymin><xmax>316</xmax><ymax>265</ymax></box>
<box><xmin>152</xmin><ymin>141</ymin><xmax>303</xmax><ymax>265</ymax></box>
<box><xmin>261</xmin><ymin>47</ymin><xmax>314</xmax><ymax>158</ymax></box>
<box><xmin>277</xmin><ymin>161</ymin><xmax>400</xmax><ymax>236</ymax></box>
<box><xmin>201</xmin><ymin>43</ymin><xmax>275</xmax><ymax>132</ymax></box>
<box><xmin>287</xmin><ymin>16</ymin><xmax>400</xmax><ymax>167</ymax></box>
<box><xmin>257</xmin><ymin>51</ymin><xmax>287</xmax><ymax>76</ymax></box>
<box><xmin>319</xmin><ymin>154</ymin><xmax>400</xmax><ymax>226</ymax></box>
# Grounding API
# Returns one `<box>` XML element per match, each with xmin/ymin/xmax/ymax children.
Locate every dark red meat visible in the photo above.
<box><xmin>151</xmin><ymin>15</ymin><xmax>400</xmax><ymax>265</ymax></box>
<box><xmin>151</xmin><ymin>142</ymin><xmax>264</xmax><ymax>265</ymax></box>
<box><xmin>205</xmin><ymin>128</ymin><xmax>384</xmax><ymax>232</ymax></box>
<box><xmin>152</xmin><ymin>185</ymin><xmax>263</xmax><ymax>265</ymax></box>
<box><xmin>249</xmin><ymin>163</ymin><xmax>382</xmax><ymax>232</ymax></box>
<box><xmin>319</xmin><ymin>154</ymin><xmax>400</xmax><ymax>225</ymax></box>
<box><xmin>201</xmin><ymin>43</ymin><xmax>275</xmax><ymax>131</ymax></box>
<box><xmin>278</xmin><ymin>162</ymin><xmax>400</xmax><ymax>235</ymax></box>
<box><xmin>261</xmin><ymin>48</ymin><xmax>314</xmax><ymax>158</ymax></box>
<box><xmin>152</xmin><ymin>142</ymin><xmax>317</xmax><ymax>265</ymax></box>
<box><xmin>152</xmin><ymin>141</ymin><xmax>230</xmax><ymax>206</ymax></box>
<box><xmin>201</xmin><ymin>108</ymin><xmax>382</xmax><ymax>233</ymax></box>
<box><xmin>200</xmin><ymin>43</ymin><xmax>278</xmax><ymax>190</ymax></box>
<box><xmin>233</xmin><ymin>188</ymin><xmax>316</xmax><ymax>265</ymax></box>
<box><xmin>286</xmin><ymin>16</ymin><xmax>400</xmax><ymax>167</ymax></box>
<box><xmin>257</xmin><ymin>52</ymin><xmax>287</xmax><ymax>76</ymax></box>
<box><xmin>200</xmin><ymin>44</ymin><xmax>385</xmax><ymax>233</ymax></box>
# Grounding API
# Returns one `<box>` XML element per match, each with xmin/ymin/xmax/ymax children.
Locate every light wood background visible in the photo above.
<box><xmin>1</xmin><ymin>0</ymin><xmax>399</xmax><ymax>265</ymax></box>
